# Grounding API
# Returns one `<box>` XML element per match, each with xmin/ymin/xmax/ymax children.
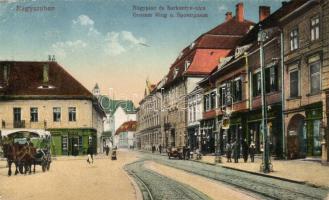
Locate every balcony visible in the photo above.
<box><xmin>14</xmin><ymin>120</ymin><xmax>25</xmax><ymax>128</ymax></box>
<box><xmin>2</xmin><ymin>120</ymin><xmax>47</xmax><ymax>129</ymax></box>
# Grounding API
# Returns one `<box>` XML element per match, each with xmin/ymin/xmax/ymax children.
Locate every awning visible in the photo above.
<box><xmin>0</xmin><ymin>129</ymin><xmax>51</xmax><ymax>138</ymax></box>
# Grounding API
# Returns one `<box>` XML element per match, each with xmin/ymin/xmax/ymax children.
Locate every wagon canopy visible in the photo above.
<box><xmin>0</xmin><ymin>129</ymin><xmax>51</xmax><ymax>138</ymax></box>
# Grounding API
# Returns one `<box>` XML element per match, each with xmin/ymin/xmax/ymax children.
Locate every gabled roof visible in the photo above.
<box><xmin>0</xmin><ymin>61</ymin><xmax>93</xmax><ymax>98</ymax></box>
<box><xmin>98</xmin><ymin>95</ymin><xmax>136</xmax><ymax>115</ymax></box>
<box><xmin>115</xmin><ymin>120</ymin><xmax>137</xmax><ymax>135</ymax></box>
<box><xmin>163</xmin><ymin>13</ymin><xmax>254</xmax><ymax>88</ymax></box>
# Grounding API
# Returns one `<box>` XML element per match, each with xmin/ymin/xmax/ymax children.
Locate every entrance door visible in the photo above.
<box><xmin>287</xmin><ymin>114</ymin><xmax>306</xmax><ymax>159</ymax></box>
<box><xmin>69</xmin><ymin>137</ymin><xmax>79</xmax><ymax>156</ymax></box>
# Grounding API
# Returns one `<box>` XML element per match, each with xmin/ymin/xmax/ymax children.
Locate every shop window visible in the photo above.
<box><xmin>313</xmin><ymin>120</ymin><xmax>321</xmax><ymax>156</ymax></box>
<box><xmin>253</xmin><ymin>72</ymin><xmax>261</xmax><ymax>97</ymax></box>
<box><xmin>309</xmin><ymin>61</ymin><xmax>321</xmax><ymax>94</ymax></box>
<box><xmin>311</xmin><ymin>16</ymin><xmax>320</xmax><ymax>41</ymax></box>
<box><xmin>30</xmin><ymin>107</ymin><xmax>38</xmax><ymax>122</ymax></box>
<box><xmin>289</xmin><ymin>69</ymin><xmax>299</xmax><ymax>98</ymax></box>
<box><xmin>62</xmin><ymin>136</ymin><xmax>68</xmax><ymax>153</ymax></box>
<box><xmin>290</xmin><ymin>28</ymin><xmax>299</xmax><ymax>51</ymax></box>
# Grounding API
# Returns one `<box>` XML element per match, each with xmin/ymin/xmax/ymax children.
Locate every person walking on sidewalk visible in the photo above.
<box><xmin>159</xmin><ymin>144</ymin><xmax>162</xmax><ymax>154</ymax></box>
<box><xmin>249</xmin><ymin>142</ymin><xmax>256</xmax><ymax>163</ymax></box>
<box><xmin>233</xmin><ymin>140</ymin><xmax>239</xmax><ymax>163</ymax></box>
<box><xmin>87</xmin><ymin>145</ymin><xmax>94</xmax><ymax>164</ymax></box>
<box><xmin>242</xmin><ymin>139</ymin><xmax>249</xmax><ymax>162</ymax></box>
<box><xmin>226</xmin><ymin>142</ymin><xmax>232</xmax><ymax>162</ymax></box>
<box><xmin>105</xmin><ymin>145</ymin><xmax>110</xmax><ymax>156</ymax></box>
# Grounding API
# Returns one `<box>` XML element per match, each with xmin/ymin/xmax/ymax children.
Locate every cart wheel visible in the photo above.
<box><xmin>47</xmin><ymin>162</ymin><xmax>51</xmax><ymax>171</ymax></box>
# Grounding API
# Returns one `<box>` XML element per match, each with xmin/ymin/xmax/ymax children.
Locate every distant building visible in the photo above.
<box><xmin>94</xmin><ymin>85</ymin><xmax>137</xmax><ymax>151</ymax></box>
<box><xmin>0</xmin><ymin>61</ymin><xmax>105</xmax><ymax>156</ymax></box>
<box><xmin>135</xmin><ymin>79</ymin><xmax>161</xmax><ymax>151</ymax></box>
<box><xmin>114</xmin><ymin>120</ymin><xmax>137</xmax><ymax>149</ymax></box>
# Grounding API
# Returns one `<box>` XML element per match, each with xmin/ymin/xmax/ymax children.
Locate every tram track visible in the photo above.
<box><xmin>144</xmin><ymin>154</ymin><xmax>329</xmax><ymax>200</ymax></box>
<box><xmin>124</xmin><ymin>160</ymin><xmax>211</xmax><ymax>200</ymax></box>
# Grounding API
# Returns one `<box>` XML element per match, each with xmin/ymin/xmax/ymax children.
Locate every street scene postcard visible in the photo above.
<box><xmin>1</xmin><ymin>0</ymin><xmax>329</xmax><ymax>199</ymax></box>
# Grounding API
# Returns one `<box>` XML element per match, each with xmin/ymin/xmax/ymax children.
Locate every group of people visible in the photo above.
<box><xmin>151</xmin><ymin>144</ymin><xmax>162</xmax><ymax>154</ymax></box>
<box><xmin>225</xmin><ymin>140</ymin><xmax>256</xmax><ymax>163</ymax></box>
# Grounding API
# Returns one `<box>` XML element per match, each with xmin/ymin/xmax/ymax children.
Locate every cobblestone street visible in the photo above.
<box><xmin>1</xmin><ymin>150</ymin><xmax>329</xmax><ymax>200</ymax></box>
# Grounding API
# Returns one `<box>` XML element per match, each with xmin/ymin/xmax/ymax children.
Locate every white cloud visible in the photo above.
<box><xmin>72</xmin><ymin>14</ymin><xmax>100</xmax><ymax>36</ymax></box>
<box><xmin>218</xmin><ymin>4</ymin><xmax>228</xmax><ymax>12</ymax></box>
<box><xmin>104</xmin><ymin>31</ymin><xmax>146</xmax><ymax>56</ymax></box>
<box><xmin>50</xmin><ymin>40</ymin><xmax>87</xmax><ymax>58</ymax></box>
<box><xmin>72</xmin><ymin>15</ymin><xmax>94</xmax><ymax>26</ymax></box>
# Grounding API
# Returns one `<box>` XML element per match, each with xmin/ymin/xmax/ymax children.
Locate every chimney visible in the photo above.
<box><xmin>236</xmin><ymin>2</ymin><xmax>244</xmax><ymax>22</ymax></box>
<box><xmin>225</xmin><ymin>12</ymin><xmax>233</xmax><ymax>21</ymax></box>
<box><xmin>282</xmin><ymin>1</ymin><xmax>288</xmax><ymax>6</ymax></box>
<box><xmin>259</xmin><ymin>6</ymin><xmax>271</xmax><ymax>21</ymax></box>
<box><xmin>43</xmin><ymin>64</ymin><xmax>49</xmax><ymax>84</ymax></box>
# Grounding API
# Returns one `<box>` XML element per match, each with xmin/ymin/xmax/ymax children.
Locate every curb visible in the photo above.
<box><xmin>220</xmin><ymin>165</ymin><xmax>307</xmax><ymax>185</ymax></box>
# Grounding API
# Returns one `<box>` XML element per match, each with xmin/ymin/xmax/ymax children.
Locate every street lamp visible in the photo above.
<box><xmin>258</xmin><ymin>25</ymin><xmax>273</xmax><ymax>173</ymax></box>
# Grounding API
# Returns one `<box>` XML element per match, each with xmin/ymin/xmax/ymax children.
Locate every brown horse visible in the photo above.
<box><xmin>2</xmin><ymin>143</ymin><xmax>20</xmax><ymax>176</ymax></box>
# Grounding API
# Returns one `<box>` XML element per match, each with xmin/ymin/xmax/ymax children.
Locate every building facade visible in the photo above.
<box><xmin>114</xmin><ymin>120</ymin><xmax>137</xmax><ymax>149</ymax></box>
<box><xmin>280</xmin><ymin>0</ymin><xmax>328</xmax><ymax>161</ymax></box>
<box><xmin>0</xmin><ymin>61</ymin><xmax>105</xmax><ymax>156</ymax></box>
<box><xmin>136</xmin><ymin>80</ymin><xmax>161</xmax><ymax>151</ymax></box>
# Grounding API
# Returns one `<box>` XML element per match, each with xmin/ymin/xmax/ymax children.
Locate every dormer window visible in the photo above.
<box><xmin>184</xmin><ymin>60</ymin><xmax>191</xmax><ymax>71</ymax></box>
<box><xmin>178</xmin><ymin>52</ymin><xmax>183</xmax><ymax>60</ymax></box>
<box><xmin>189</xmin><ymin>42</ymin><xmax>195</xmax><ymax>49</ymax></box>
<box><xmin>37</xmin><ymin>84</ymin><xmax>55</xmax><ymax>89</ymax></box>
<box><xmin>173</xmin><ymin>68</ymin><xmax>179</xmax><ymax>78</ymax></box>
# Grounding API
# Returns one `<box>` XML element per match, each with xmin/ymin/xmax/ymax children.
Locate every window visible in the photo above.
<box><xmin>253</xmin><ymin>72</ymin><xmax>261</xmax><ymax>97</ymax></box>
<box><xmin>232</xmin><ymin>79</ymin><xmax>242</xmax><ymax>102</ymax></box>
<box><xmin>290</xmin><ymin>70</ymin><xmax>299</xmax><ymax>98</ymax></box>
<box><xmin>265</xmin><ymin>65</ymin><xmax>278</xmax><ymax>93</ymax></box>
<box><xmin>204</xmin><ymin>94</ymin><xmax>210</xmax><ymax>111</ymax></box>
<box><xmin>189</xmin><ymin>105</ymin><xmax>192</xmax><ymax>122</ymax></box>
<box><xmin>193</xmin><ymin>104</ymin><xmax>196</xmax><ymax>122</ymax></box>
<box><xmin>68</xmin><ymin>107</ymin><xmax>76</xmax><ymax>122</ymax></box>
<box><xmin>311</xmin><ymin>16</ymin><xmax>320</xmax><ymax>41</ymax></box>
<box><xmin>62</xmin><ymin>136</ymin><xmax>68</xmax><ymax>153</ymax></box>
<box><xmin>309</xmin><ymin>61</ymin><xmax>321</xmax><ymax>94</ymax></box>
<box><xmin>219</xmin><ymin>86</ymin><xmax>226</xmax><ymax>106</ymax></box>
<box><xmin>210</xmin><ymin>91</ymin><xmax>216</xmax><ymax>109</ymax></box>
<box><xmin>30</xmin><ymin>107</ymin><xmax>38</xmax><ymax>122</ymax></box>
<box><xmin>290</xmin><ymin>28</ymin><xmax>299</xmax><ymax>51</ymax></box>
<box><xmin>53</xmin><ymin>107</ymin><xmax>61</xmax><ymax>122</ymax></box>
<box><xmin>13</xmin><ymin>108</ymin><xmax>21</xmax><ymax>122</ymax></box>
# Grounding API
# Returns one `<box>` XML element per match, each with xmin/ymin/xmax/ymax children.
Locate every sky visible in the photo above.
<box><xmin>0</xmin><ymin>0</ymin><xmax>284</xmax><ymax>105</ymax></box>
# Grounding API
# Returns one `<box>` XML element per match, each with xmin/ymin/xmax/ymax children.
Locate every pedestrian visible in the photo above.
<box><xmin>233</xmin><ymin>140</ymin><xmax>239</xmax><ymax>163</ymax></box>
<box><xmin>249</xmin><ymin>142</ymin><xmax>256</xmax><ymax>163</ymax></box>
<box><xmin>105</xmin><ymin>145</ymin><xmax>110</xmax><ymax>156</ymax></box>
<box><xmin>152</xmin><ymin>145</ymin><xmax>155</xmax><ymax>153</ymax></box>
<box><xmin>242</xmin><ymin>139</ymin><xmax>249</xmax><ymax>162</ymax></box>
<box><xmin>87</xmin><ymin>145</ymin><xmax>94</xmax><ymax>164</ymax></box>
<box><xmin>159</xmin><ymin>144</ymin><xmax>162</xmax><ymax>154</ymax></box>
<box><xmin>226</xmin><ymin>142</ymin><xmax>232</xmax><ymax>162</ymax></box>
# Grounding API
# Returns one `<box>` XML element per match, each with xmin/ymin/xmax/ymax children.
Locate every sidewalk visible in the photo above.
<box><xmin>198</xmin><ymin>155</ymin><xmax>329</xmax><ymax>188</ymax></box>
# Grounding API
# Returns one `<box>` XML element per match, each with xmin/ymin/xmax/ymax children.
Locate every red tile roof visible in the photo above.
<box><xmin>115</xmin><ymin>120</ymin><xmax>137</xmax><ymax>135</ymax></box>
<box><xmin>0</xmin><ymin>61</ymin><xmax>93</xmax><ymax>98</ymax></box>
<box><xmin>163</xmin><ymin>16</ymin><xmax>255</xmax><ymax>88</ymax></box>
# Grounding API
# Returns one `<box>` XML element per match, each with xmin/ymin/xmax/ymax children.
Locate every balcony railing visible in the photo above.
<box><xmin>2</xmin><ymin>120</ymin><xmax>47</xmax><ymax>129</ymax></box>
<box><xmin>14</xmin><ymin>120</ymin><xmax>25</xmax><ymax>128</ymax></box>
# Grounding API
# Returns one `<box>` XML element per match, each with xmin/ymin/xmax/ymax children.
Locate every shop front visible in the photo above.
<box><xmin>247</xmin><ymin>105</ymin><xmax>282</xmax><ymax>157</ymax></box>
<box><xmin>200</xmin><ymin>119</ymin><xmax>215</xmax><ymax>154</ymax></box>
<box><xmin>305</xmin><ymin>103</ymin><xmax>323</xmax><ymax>157</ymax></box>
<box><xmin>49</xmin><ymin>128</ymin><xmax>97</xmax><ymax>156</ymax></box>
<box><xmin>187</xmin><ymin>125</ymin><xmax>199</xmax><ymax>151</ymax></box>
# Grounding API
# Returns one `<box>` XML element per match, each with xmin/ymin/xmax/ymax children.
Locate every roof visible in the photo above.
<box><xmin>163</xmin><ymin>15</ymin><xmax>255</xmax><ymax>88</ymax></box>
<box><xmin>200</xmin><ymin>0</ymin><xmax>312</xmax><ymax>87</ymax></box>
<box><xmin>98</xmin><ymin>95</ymin><xmax>136</xmax><ymax>115</ymax></box>
<box><xmin>0</xmin><ymin>61</ymin><xmax>93</xmax><ymax>98</ymax></box>
<box><xmin>115</xmin><ymin>121</ymin><xmax>137</xmax><ymax>135</ymax></box>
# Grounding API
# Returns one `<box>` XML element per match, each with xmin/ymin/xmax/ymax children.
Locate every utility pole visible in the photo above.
<box><xmin>258</xmin><ymin>25</ymin><xmax>272</xmax><ymax>173</ymax></box>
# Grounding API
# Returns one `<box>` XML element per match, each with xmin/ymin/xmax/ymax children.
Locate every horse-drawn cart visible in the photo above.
<box><xmin>0</xmin><ymin>129</ymin><xmax>52</xmax><ymax>176</ymax></box>
<box><xmin>167</xmin><ymin>147</ymin><xmax>183</xmax><ymax>159</ymax></box>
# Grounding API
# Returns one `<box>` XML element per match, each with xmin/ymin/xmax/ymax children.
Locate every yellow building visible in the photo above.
<box><xmin>0</xmin><ymin>61</ymin><xmax>105</xmax><ymax>155</ymax></box>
